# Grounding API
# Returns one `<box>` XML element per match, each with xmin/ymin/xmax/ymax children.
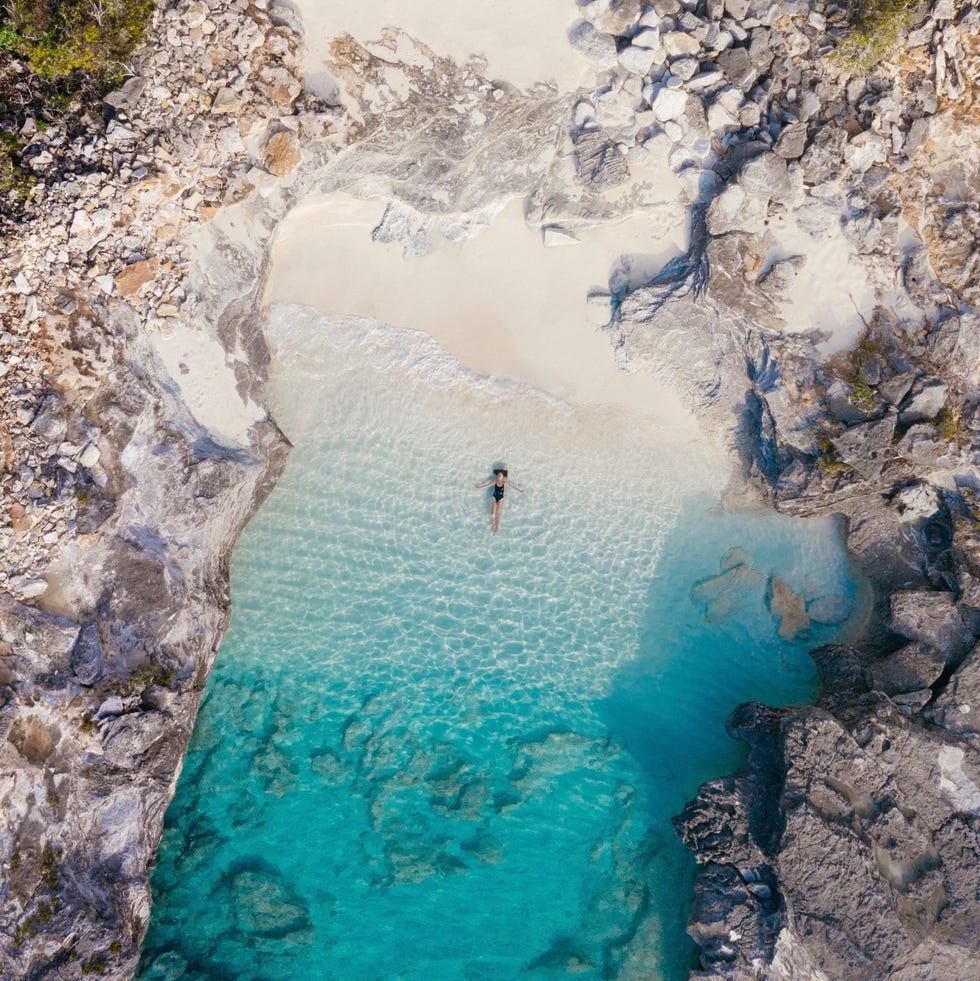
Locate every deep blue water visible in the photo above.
<box><xmin>139</xmin><ymin>309</ymin><xmax>856</xmax><ymax>980</ymax></box>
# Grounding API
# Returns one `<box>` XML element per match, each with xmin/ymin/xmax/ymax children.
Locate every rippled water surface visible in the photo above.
<box><xmin>140</xmin><ymin>308</ymin><xmax>856</xmax><ymax>980</ymax></box>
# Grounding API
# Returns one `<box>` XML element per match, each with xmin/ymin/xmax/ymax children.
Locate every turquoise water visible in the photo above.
<box><xmin>139</xmin><ymin>308</ymin><xmax>856</xmax><ymax>981</ymax></box>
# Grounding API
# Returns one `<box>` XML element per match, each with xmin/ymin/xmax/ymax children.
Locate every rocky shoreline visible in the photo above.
<box><xmin>0</xmin><ymin>0</ymin><xmax>978</xmax><ymax>977</ymax></box>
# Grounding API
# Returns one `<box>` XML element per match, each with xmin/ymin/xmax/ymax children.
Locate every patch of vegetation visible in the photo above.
<box><xmin>0</xmin><ymin>0</ymin><xmax>154</xmax><ymax>85</ymax></box>
<box><xmin>127</xmin><ymin>660</ymin><xmax>174</xmax><ymax>691</ymax></box>
<box><xmin>40</xmin><ymin>843</ymin><xmax>60</xmax><ymax>891</ymax></box>
<box><xmin>0</xmin><ymin>130</ymin><xmax>35</xmax><ymax>200</ymax></box>
<box><xmin>10</xmin><ymin>848</ymin><xmax>21</xmax><ymax>874</ymax></box>
<box><xmin>817</xmin><ymin>436</ymin><xmax>848</xmax><ymax>476</ymax></box>
<box><xmin>935</xmin><ymin>407</ymin><xmax>964</xmax><ymax>441</ymax></box>
<box><xmin>0</xmin><ymin>0</ymin><xmax>154</xmax><ymax>215</ymax></box>
<box><xmin>852</xmin><ymin>373</ymin><xmax>876</xmax><ymax>412</ymax></box>
<box><xmin>830</xmin><ymin>0</ymin><xmax>914</xmax><ymax>74</ymax></box>
<box><xmin>12</xmin><ymin>898</ymin><xmax>60</xmax><ymax>945</ymax></box>
<box><xmin>81</xmin><ymin>954</ymin><xmax>107</xmax><ymax>975</ymax></box>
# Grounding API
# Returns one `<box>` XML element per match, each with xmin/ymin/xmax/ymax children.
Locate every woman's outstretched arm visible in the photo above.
<box><xmin>505</xmin><ymin>479</ymin><xmax>524</xmax><ymax>493</ymax></box>
<box><xmin>474</xmin><ymin>477</ymin><xmax>495</xmax><ymax>489</ymax></box>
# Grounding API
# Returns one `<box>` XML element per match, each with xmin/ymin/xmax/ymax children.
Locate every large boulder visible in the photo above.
<box><xmin>868</xmin><ymin>642</ymin><xmax>947</xmax><ymax>695</ymax></box>
<box><xmin>890</xmin><ymin>591</ymin><xmax>972</xmax><ymax>661</ymax></box>
<box><xmin>927</xmin><ymin>645</ymin><xmax>980</xmax><ymax>734</ymax></box>
<box><xmin>774</xmin><ymin>122</ymin><xmax>808</xmax><ymax>159</ymax></box>
<box><xmin>739</xmin><ymin>152</ymin><xmax>792</xmax><ymax>200</ymax></box>
<box><xmin>898</xmin><ymin>378</ymin><xmax>948</xmax><ymax>424</ymax></box>
<box><xmin>568</xmin><ymin>21</ymin><xmax>619</xmax><ymax>68</ymax></box>
<box><xmin>831</xmin><ymin>411</ymin><xmax>897</xmax><ymax>481</ymax></box>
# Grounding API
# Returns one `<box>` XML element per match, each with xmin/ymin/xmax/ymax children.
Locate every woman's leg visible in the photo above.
<box><xmin>492</xmin><ymin>498</ymin><xmax>504</xmax><ymax>535</ymax></box>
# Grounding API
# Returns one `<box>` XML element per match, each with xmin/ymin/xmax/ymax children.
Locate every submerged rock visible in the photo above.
<box><xmin>766</xmin><ymin>576</ymin><xmax>810</xmax><ymax>641</ymax></box>
<box><xmin>806</xmin><ymin>592</ymin><xmax>854</xmax><ymax>626</ymax></box>
<box><xmin>690</xmin><ymin>563</ymin><xmax>767</xmax><ymax>623</ymax></box>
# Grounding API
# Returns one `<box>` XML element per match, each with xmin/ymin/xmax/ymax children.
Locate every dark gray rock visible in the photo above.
<box><xmin>928</xmin><ymin>644</ymin><xmax>980</xmax><ymax>734</ymax></box>
<box><xmin>831</xmin><ymin>411</ymin><xmax>897</xmax><ymax>481</ymax></box>
<box><xmin>748</xmin><ymin>28</ymin><xmax>774</xmax><ymax>72</ymax></box>
<box><xmin>29</xmin><ymin>393</ymin><xmax>68</xmax><ymax>443</ymax></box>
<box><xmin>879</xmin><ymin>370</ymin><xmax>917</xmax><ymax>407</ymax></box>
<box><xmin>717</xmin><ymin>46</ymin><xmax>759</xmax><ymax>91</ymax></box>
<box><xmin>739</xmin><ymin>151</ymin><xmax>792</xmax><ymax>200</ymax></box>
<box><xmin>897</xmin><ymin>423</ymin><xmax>952</xmax><ymax>468</ymax></box>
<box><xmin>774</xmin><ymin>122</ymin><xmax>808</xmax><ymax>159</ymax></box>
<box><xmin>869</xmin><ymin>641</ymin><xmax>947</xmax><ymax>695</ymax></box>
<box><xmin>890</xmin><ymin>591</ymin><xmax>972</xmax><ymax>661</ymax></box>
<box><xmin>70</xmin><ymin>622</ymin><xmax>104</xmax><ymax>685</ymax></box>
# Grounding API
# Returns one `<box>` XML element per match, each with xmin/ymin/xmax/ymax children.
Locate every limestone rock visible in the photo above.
<box><xmin>568</xmin><ymin>21</ymin><xmax>619</xmax><ymax>68</ymax></box>
<box><xmin>739</xmin><ymin>152</ymin><xmax>791</xmax><ymax>200</ymax></box>
<box><xmin>263</xmin><ymin>131</ymin><xmax>302</xmax><ymax>177</ymax></box>
<box><xmin>774</xmin><ymin>122</ymin><xmax>807</xmax><ymax>159</ymax></box>
<box><xmin>879</xmin><ymin>371</ymin><xmax>916</xmax><ymax>407</ymax></box>
<box><xmin>898</xmin><ymin>378</ymin><xmax>948</xmax><ymax>424</ymax></box>
<box><xmin>717</xmin><ymin>46</ymin><xmax>758</xmax><ymax>90</ymax></box>
<box><xmin>649</xmin><ymin>85</ymin><xmax>689</xmax><ymax>122</ymax></box>
<box><xmin>69</xmin><ymin>207</ymin><xmax>114</xmax><ymax>251</ymax></box>
<box><xmin>869</xmin><ymin>641</ymin><xmax>947</xmax><ymax>695</ymax></box>
<box><xmin>691</xmin><ymin>563</ymin><xmax>767</xmax><ymax>623</ymax></box>
<box><xmin>115</xmin><ymin>258</ymin><xmax>160</xmax><ymax>297</ymax></box>
<box><xmin>71</xmin><ymin>623</ymin><xmax>104</xmax><ymax>685</ymax></box>
<box><xmin>928</xmin><ymin>645</ymin><xmax>980</xmax><ymax>734</ymax></box>
<box><xmin>210</xmin><ymin>86</ymin><xmax>241</xmax><ymax>114</ymax></box>
<box><xmin>706</xmin><ymin>183</ymin><xmax>767</xmax><ymax>235</ymax></box>
<box><xmin>890</xmin><ymin>591</ymin><xmax>971</xmax><ymax>661</ymax></box>
<box><xmin>30</xmin><ymin>393</ymin><xmax>67</xmax><ymax>442</ymax></box>
<box><xmin>831</xmin><ymin>411</ymin><xmax>897</xmax><ymax>481</ymax></box>
<box><xmin>825</xmin><ymin>379</ymin><xmax>880</xmax><ymax>425</ymax></box>
<box><xmin>662</xmin><ymin>31</ymin><xmax>701</xmax><ymax>56</ymax></box>
<box><xmin>766</xmin><ymin>576</ymin><xmax>810</xmax><ymax>640</ymax></box>
<box><xmin>574</xmin><ymin>131</ymin><xmax>630</xmax><ymax>186</ymax></box>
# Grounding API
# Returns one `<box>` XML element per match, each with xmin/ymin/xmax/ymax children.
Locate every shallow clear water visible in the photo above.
<box><xmin>139</xmin><ymin>308</ymin><xmax>856</xmax><ymax>981</ymax></box>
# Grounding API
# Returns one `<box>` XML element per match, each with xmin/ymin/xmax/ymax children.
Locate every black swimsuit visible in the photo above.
<box><xmin>493</xmin><ymin>483</ymin><xmax>505</xmax><ymax>502</ymax></box>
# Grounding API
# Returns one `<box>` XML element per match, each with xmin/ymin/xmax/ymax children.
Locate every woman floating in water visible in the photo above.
<box><xmin>474</xmin><ymin>468</ymin><xmax>524</xmax><ymax>536</ymax></box>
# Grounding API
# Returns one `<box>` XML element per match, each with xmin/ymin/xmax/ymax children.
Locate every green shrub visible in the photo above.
<box><xmin>935</xmin><ymin>407</ymin><xmax>964</xmax><ymax>441</ymax></box>
<box><xmin>1</xmin><ymin>0</ymin><xmax>155</xmax><ymax>85</ymax></box>
<box><xmin>817</xmin><ymin>436</ymin><xmax>848</xmax><ymax>476</ymax></box>
<box><xmin>851</xmin><ymin>373</ymin><xmax>876</xmax><ymax>412</ymax></box>
<box><xmin>0</xmin><ymin>132</ymin><xmax>35</xmax><ymax>200</ymax></box>
<box><xmin>0</xmin><ymin>26</ymin><xmax>22</xmax><ymax>51</ymax></box>
<box><xmin>831</xmin><ymin>0</ymin><xmax>914</xmax><ymax>73</ymax></box>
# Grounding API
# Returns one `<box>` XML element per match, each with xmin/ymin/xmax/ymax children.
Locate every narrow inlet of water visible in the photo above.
<box><xmin>139</xmin><ymin>306</ymin><xmax>856</xmax><ymax>981</ymax></box>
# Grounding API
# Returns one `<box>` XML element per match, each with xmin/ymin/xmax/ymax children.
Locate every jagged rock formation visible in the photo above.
<box><xmin>0</xmin><ymin>1</ymin><xmax>308</xmax><ymax>975</ymax></box>
<box><xmin>581</xmin><ymin>0</ymin><xmax>980</xmax><ymax>974</ymax></box>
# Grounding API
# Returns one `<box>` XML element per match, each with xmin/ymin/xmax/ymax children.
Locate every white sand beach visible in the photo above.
<box><xmin>287</xmin><ymin>0</ymin><xmax>590</xmax><ymax>97</ymax></box>
<box><xmin>266</xmin><ymin>193</ymin><xmax>703</xmax><ymax>438</ymax></box>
